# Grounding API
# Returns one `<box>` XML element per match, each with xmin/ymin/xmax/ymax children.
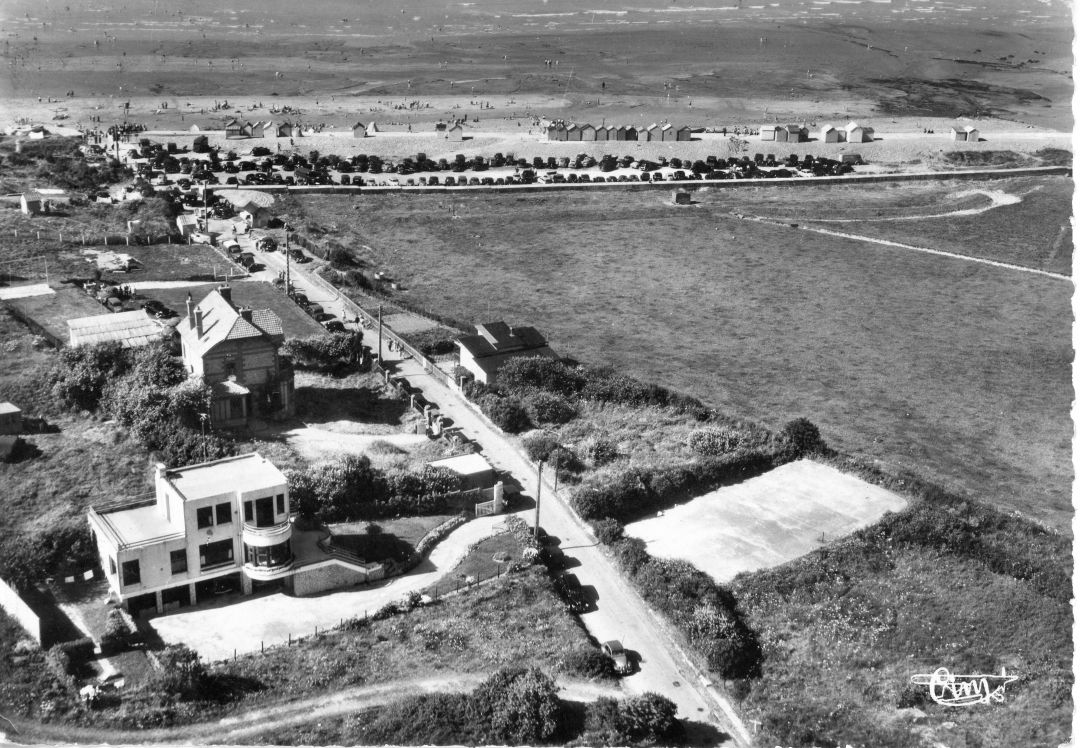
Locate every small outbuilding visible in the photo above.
<box><xmin>366</xmin><ymin>121</ymin><xmax>380</xmax><ymax>136</ymax></box>
<box><xmin>20</xmin><ymin>193</ymin><xmax>43</xmax><ymax>215</ymax></box>
<box><xmin>760</xmin><ymin>125</ymin><xmax>781</xmax><ymax>142</ymax></box>
<box><xmin>645</xmin><ymin>124</ymin><xmax>660</xmax><ymax>141</ymax></box>
<box><xmin>963</xmin><ymin>125</ymin><xmax>980</xmax><ymax>142</ymax></box>
<box><xmin>624</xmin><ymin>126</ymin><xmax>639</xmax><ymax>141</ymax></box>
<box><xmin>565</xmin><ymin>123</ymin><xmax>580</xmax><ymax>141</ymax></box>
<box><xmin>845</xmin><ymin>121</ymin><xmax>874</xmax><ymax>143</ymax></box>
<box><xmin>614</xmin><ymin>126</ymin><xmax>628</xmax><ymax>141</ymax></box>
<box><xmin>176</xmin><ymin>214</ymin><xmax>199</xmax><ymax>237</ymax></box>
<box><xmin>820</xmin><ymin>124</ymin><xmax>841</xmax><ymax>143</ymax></box>
<box><xmin>676</xmin><ymin>125</ymin><xmax>692</xmax><ymax>141</ymax></box>
<box><xmin>276</xmin><ymin>122</ymin><xmax>295</xmax><ymax>138</ymax></box>
<box><xmin>239</xmin><ymin>201</ymin><xmax>272</xmax><ymax>228</ymax></box>
<box><xmin>352</xmin><ymin>122</ymin><xmax>368</xmax><ymax>138</ymax></box>
<box><xmin>224</xmin><ymin>119</ymin><xmax>244</xmax><ymax>139</ymax></box>
<box><xmin>448</xmin><ymin>123</ymin><xmax>464</xmax><ymax>141</ymax></box>
<box><xmin>784</xmin><ymin>124</ymin><xmax>807</xmax><ymax>143</ymax></box>
<box><xmin>427</xmin><ymin>452</ymin><xmax>497</xmax><ymax>491</ymax></box>
<box><xmin>0</xmin><ymin>403</ymin><xmax>22</xmax><ymax>435</ymax></box>
<box><xmin>240</xmin><ymin>121</ymin><xmax>254</xmax><ymax>138</ymax></box>
<box><xmin>579</xmin><ymin>123</ymin><xmax>596</xmax><ymax>141</ymax></box>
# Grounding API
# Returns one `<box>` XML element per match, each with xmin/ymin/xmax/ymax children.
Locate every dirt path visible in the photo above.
<box><xmin>736</xmin><ymin>214</ymin><xmax>1071</xmax><ymax>282</ymax></box>
<box><xmin>4</xmin><ymin>674</ymin><xmax>623</xmax><ymax>745</ymax></box>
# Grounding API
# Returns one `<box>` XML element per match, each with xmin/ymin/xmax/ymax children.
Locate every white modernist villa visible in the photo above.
<box><xmin>88</xmin><ymin>453</ymin><xmax>297</xmax><ymax>616</ymax></box>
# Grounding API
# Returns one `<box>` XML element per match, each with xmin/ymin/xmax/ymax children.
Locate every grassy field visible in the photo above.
<box><xmin>142</xmin><ymin>281</ymin><xmax>328</xmax><ymax>340</ymax></box>
<box><xmin>294</xmin><ymin>180</ymin><xmax>1072</xmax><ymax>530</ymax></box>
<box><xmin>729</xmin><ymin>485</ymin><xmax>1072</xmax><ymax>748</ymax></box>
<box><xmin>4</xmin><ymin>286</ymin><xmax>110</xmax><ymax>344</ymax></box>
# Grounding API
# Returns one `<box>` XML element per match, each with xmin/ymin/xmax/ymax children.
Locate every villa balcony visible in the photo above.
<box><xmin>243</xmin><ymin>557</ymin><xmax>295</xmax><ymax>581</ymax></box>
<box><xmin>242</xmin><ymin>519</ymin><xmax>292</xmax><ymax>547</ymax></box>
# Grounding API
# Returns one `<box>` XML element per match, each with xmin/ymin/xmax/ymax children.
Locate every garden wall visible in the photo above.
<box><xmin>0</xmin><ymin>576</ymin><xmax>43</xmax><ymax>645</ymax></box>
<box><xmin>290</xmin><ymin>559</ymin><xmax>385</xmax><ymax>597</ymax></box>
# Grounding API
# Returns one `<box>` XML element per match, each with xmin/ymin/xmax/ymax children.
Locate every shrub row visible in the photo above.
<box><xmin>571</xmin><ymin>449</ymin><xmax>778</xmax><ymax>523</ymax></box>
<box><xmin>413</xmin><ymin>514</ymin><xmax>469</xmax><ymax>559</ymax></box>
<box><xmin>604</xmin><ymin>536</ymin><xmax>761</xmax><ymax>679</ymax></box>
<box><xmin>286</xmin><ymin>455</ymin><xmax>461</xmax><ymax>522</ymax></box>
<box><xmin>280</xmin><ymin>332</ymin><xmax>362</xmax><ymax>370</ymax></box>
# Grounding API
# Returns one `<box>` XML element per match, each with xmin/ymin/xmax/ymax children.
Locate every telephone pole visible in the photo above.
<box><xmin>534</xmin><ymin>460</ymin><xmax>543</xmax><ymax>538</ymax></box>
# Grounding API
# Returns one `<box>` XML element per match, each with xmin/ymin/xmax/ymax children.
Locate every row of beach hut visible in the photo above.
<box><xmin>224</xmin><ymin>120</ymin><xmax>306</xmax><ymax>139</ymax></box>
<box><xmin>761</xmin><ymin>121</ymin><xmax>876</xmax><ymax>144</ymax></box>
<box><xmin>547</xmin><ymin>122</ymin><xmax>693</xmax><ymax>142</ymax></box>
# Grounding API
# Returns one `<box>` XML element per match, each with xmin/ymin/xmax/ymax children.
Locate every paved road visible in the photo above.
<box><xmin>241</xmin><ymin>241</ymin><xmax>752</xmax><ymax>746</ymax></box>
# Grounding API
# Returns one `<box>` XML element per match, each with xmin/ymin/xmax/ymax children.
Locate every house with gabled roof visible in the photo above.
<box><xmin>179</xmin><ymin>285</ymin><xmax>294</xmax><ymax>427</ymax></box>
<box><xmin>456</xmin><ymin>321</ymin><xmax>558</xmax><ymax>385</ymax></box>
<box><xmin>225</xmin><ymin>119</ymin><xmax>245</xmax><ymax>139</ymax></box>
<box><xmin>352</xmin><ymin>121</ymin><xmax>368</xmax><ymax>138</ymax></box>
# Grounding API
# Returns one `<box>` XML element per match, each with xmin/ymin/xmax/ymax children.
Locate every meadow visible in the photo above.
<box><xmin>293</xmin><ymin>175</ymin><xmax>1072</xmax><ymax>530</ymax></box>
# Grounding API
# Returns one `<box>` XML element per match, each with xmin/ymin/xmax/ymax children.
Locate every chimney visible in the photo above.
<box><xmin>154</xmin><ymin>462</ymin><xmax>167</xmax><ymax>485</ymax></box>
<box><xmin>185</xmin><ymin>293</ymin><xmax>194</xmax><ymax>328</ymax></box>
<box><xmin>195</xmin><ymin>308</ymin><xmax>204</xmax><ymax>337</ymax></box>
<box><xmin>239</xmin><ymin>307</ymin><xmax>252</xmax><ymax>322</ymax></box>
<box><xmin>218</xmin><ymin>284</ymin><xmax>232</xmax><ymax>306</ymax></box>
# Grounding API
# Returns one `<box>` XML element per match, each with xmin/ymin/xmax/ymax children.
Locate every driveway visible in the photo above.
<box><xmin>150</xmin><ymin>513</ymin><xmax>511</xmax><ymax>662</ymax></box>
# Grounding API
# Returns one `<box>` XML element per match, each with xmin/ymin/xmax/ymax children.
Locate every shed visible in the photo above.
<box><xmin>784</xmin><ymin>124</ymin><xmax>806</xmax><ymax>143</ymax></box>
<box><xmin>176</xmin><ymin>214</ymin><xmax>199</xmax><ymax>237</ymax></box>
<box><xmin>820</xmin><ymin>124</ymin><xmax>840</xmax><ymax>143</ymax></box>
<box><xmin>565</xmin><ymin>123</ymin><xmax>580</xmax><ymax>141</ymax></box>
<box><xmin>20</xmin><ymin>193</ymin><xmax>43</xmax><ymax>215</ymax></box>
<box><xmin>352</xmin><ymin>122</ymin><xmax>368</xmax><ymax>138</ymax></box>
<box><xmin>224</xmin><ymin>119</ymin><xmax>244</xmax><ymax>139</ymax></box>
<box><xmin>845</xmin><ymin>121</ymin><xmax>873</xmax><ymax>143</ymax></box>
<box><xmin>950</xmin><ymin>127</ymin><xmax>966</xmax><ymax>142</ymax></box>
<box><xmin>760</xmin><ymin>125</ymin><xmax>781</xmax><ymax>142</ymax></box>
<box><xmin>624</xmin><ymin>126</ymin><xmax>639</xmax><ymax>141</ymax></box>
<box><xmin>427</xmin><ymin>452</ymin><xmax>497</xmax><ymax>491</ymax></box>
<box><xmin>673</xmin><ymin>191</ymin><xmax>692</xmax><ymax>205</ymax></box>
<box><xmin>254</xmin><ymin>121</ymin><xmax>270</xmax><ymax>138</ymax></box>
<box><xmin>600</xmin><ymin>125</ymin><xmax>615</xmax><ymax>141</ymax></box>
<box><xmin>644</xmin><ymin>124</ymin><xmax>660</xmax><ymax>141</ymax></box>
<box><xmin>366</xmin><ymin>122</ymin><xmax>380</xmax><ymax>136</ymax></box>
<box><xmin>276</xmin><ymin>122</ymin><xmax>294</xmax><ymax>138</ymax></box>
<box><xmin>239</xmin><ymin>202</ymin><xmax>272</xmax><ymax>228</ymax></box>
<box><xmin>676</xmin><ymin>126</ymin><xmax>692</xmax><ymax>141</ymax></box>
<box><xmin>68</xmin><ymin>310</ymin><xmax>163</xmax><ymax>349</ymax></box>
<box><xmin>614</xmin><ymin>126</ymin><xmax>628</xmax><ymax>141</ymax></box>
<box><xmin>578</xmin><ymin>123</ymin><xmax>596</xmax><ymax>141</ymax></box>
<box><xmin>0</xmin><ymin>403</ymin><xmax>22</xmax><ymax>435</ymax></box>
<box><xmin>240</xmin><ymin>121</ymin><xmax>254</xmax><ymax>137</ymax></box>
<box><xmin>660</xmin><ymin>124</ymin><xmax>674</xmax><ymax>141</ymax></box>
<box><xmin>448</xmin><ymin>123</ymin><xmax>464</xmax><ymax>141</ymax></box>
<box><xmin>963</xmin><ymin>125</ymin><xmax>980</xmax><ymax>142</ymax></box>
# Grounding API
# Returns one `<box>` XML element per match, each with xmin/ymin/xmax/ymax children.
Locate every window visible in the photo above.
<box><xmin>215</xmin><ymin>502</ymin><xmax>232</xmax><ymax>525</ymax></box>
<box><xmin>196</xmin><ymin>506</ymin><xmax>213</xmax><ymax>529</ymax></box>
<box><xmin>170</xmin><ymin>549</ymin><xmax>188</xmax><ymax>575</ymax></box>
<box><xmin>199</xmin><ymin>539</ymin><xmax>234</xmax><ymax>569</ymax></box>
<box><xmin>244</xmin><ymin>501</ymin><xmax>253</xmax><ymax>523</ymax></box>
<box><xmin>121</xmin><ymin>559</ymin><xmax>141</xmax><ymax>587</ymax></box>
<box><xmin>254</xmin><ymin>496</ymin><xmax>274</xmax><ymax>527</ymax></box>
<box><xmin>224</xmin><ymin>357</ymin><xmax>237</xmax><ymax>377</ymax></box>
<box><xmin>108</xmin><ymin>557</ymin><xmax>117</xmax><ymax>576</ymax></box>
<box><xmin>276</xmin><ymin>493</ymin><xmax>285</xmax><ymax>515</ymax></box>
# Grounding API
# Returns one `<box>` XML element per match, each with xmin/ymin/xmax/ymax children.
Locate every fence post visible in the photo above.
<box><xmin>288</xmin><ymin>632</ymin><xmax>292</xmax><ymax>646</ymax></box>
<box><xmin>261</xmin><ymin>640</ymin><xmax>264</xmax><ymax>653</ymax></box>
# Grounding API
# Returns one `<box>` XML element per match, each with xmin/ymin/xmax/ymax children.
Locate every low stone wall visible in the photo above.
<box><xmin>291</xmin><ymin>560</ymin><xmax>385</xmax><ymax>597</ymax></box>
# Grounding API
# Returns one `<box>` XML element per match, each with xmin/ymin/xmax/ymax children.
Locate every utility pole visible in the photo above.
<box><xmin>284</xmin><ymin>226</ymin><xmax>291</xmax><ymax>293</ymax></box>
<box><xmin>551</xmin><ymin>447</ymin><xmax>560</xmax><ymax>497</ymax></box>
<box><xmin>534</xmin><ymin>460</ymin><xmax>543</xmax><ymax>538</ymax></box>
<box><xmin>377</xmin><ymin>304</ymin><xmax>383</xmax><ymax>364</ymax></box>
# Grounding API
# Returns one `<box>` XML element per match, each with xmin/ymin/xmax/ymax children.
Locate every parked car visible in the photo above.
<box><xmin>142</xmin><ymin>299</ymin><xmax>176</xmax><ymax>319</ymax></box>
<box><xmin>553</xmin><ymin>573</ymin><xmax>587</xmax><ymax>613</ymax></box>
<box><xmin>323</xmin><ymin>319</ymin><xmax>346</xmax><ymax>333</ymax></box>
<box><xmin>601</xmin><ymin>641</ymin><xmax>633</xmax><ymax>675</ymax></box>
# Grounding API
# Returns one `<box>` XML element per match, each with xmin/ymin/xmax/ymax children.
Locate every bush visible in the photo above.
<box><xmin>280</xmin><ymin>332</ymin><xmax>362</xmax><ymax>370</ymax></box>
<box><xmin>688</xmin><ymin>427</ymin><xmax>743</xmax><ymax>456</ymax></box>
<box><xmin>621</xmin><ymin>692</ymin><xmax>681</xmax><ymax>744</ymax></box>
<box><xmin>44</xmin><ymin>646</ymin><xmax>76</xmax><ymax>685</ymax></box>
<box><xmin>560</xmin><ymin>647</ymin><xmax>615</xmax><ymax>680</ymax></box>
<box><xmin>48</xmin><ymin>341</ymin><xmax>130</xmax><ymax>411</ymax></box>
<box><xmin>479</xmin><ymin>394</ymin><xmax>531</xmax><ymax>434</ymax></box>
<box><xmin>592</xmin><ymin>518</ymin><xmax>624</xmax><ymax>545</ymax></box>
<box><xmin>522</xmin><ymin>431</ymin><xmax>560</xmax><ymax>462</ymax></box>
<box><xmin>100</xmin><ymin>609</ymin><xmax>132</xmax><ymax>654</ymax></box>
<box><xmin>781</xmin><ymin>417</ymin><xmax>826</xmax><ymax>458</ymax></box>
<box><xmin>497</xmin><ymin>356</ymin><xmax>585</xmax><ymax>398</ymax></box>
<box><xmin>611</xmin><ymin>537</ymin><xmax>650</xmax><ymax>575</ymax></box>
<box><xmin>582</xmin><ymin>436</ymin><xmax>620</xmax><ymax>466</ymax></box>
<box><xmin>146</xmin><ymin>644</ymin><xmax>207</xmax><ymax>700</ymax></box>
<box><xmin>524</xmin><ymin>390</ymin><xmax>577</xmax><ymax>424</ymax></box>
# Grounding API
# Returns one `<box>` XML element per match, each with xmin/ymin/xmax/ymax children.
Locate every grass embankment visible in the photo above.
<box><xmin>290</xmin><ymin>181</ymin><xmax>1072</xmax><ymax>530</ymax></box>
<box><xmin>729</xmin><ymin>459</ymin><xmax>1072</xmax><ymax>748</ymax></box>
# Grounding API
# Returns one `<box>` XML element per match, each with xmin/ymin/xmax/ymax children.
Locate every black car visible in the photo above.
<box><xmin>141</xmin><ymin>299</ymin><xmax>176</xmax><ymax>319</ymax></box>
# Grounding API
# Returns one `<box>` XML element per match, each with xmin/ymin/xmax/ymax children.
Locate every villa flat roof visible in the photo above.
<box><xmin>96</xmin><ymin>503</ymin><xmax>183</xmax><ymax>548</ymax></box>
<box><xmin>167</xmin><ymin>452</ymin><xmax>286</xmax><ymax>501</ymax></box>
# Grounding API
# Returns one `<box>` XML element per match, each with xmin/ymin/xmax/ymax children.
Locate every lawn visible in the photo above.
<box><xmin>330</xmin><ymin>515</ymin><xmax>455</xmax><ymax>563</ymax></box>
<box><xmin>142</xmin><ymin>281</ymin><xmax>328</xmax><ymax>339</ymax></box>
<box><xmin>292</xmin><ymin>181</ymin><xmax>1072</xmax><ymax>531</ymax></box>
<box><xmin>427</xmin><ymin>531</ymin><xmax>524</xmax><ymax>594</ymax></box>
<box><xmin>4</xmin><ymin>286</ymin><xmax>108</xmax><ymax>345</ymax></box>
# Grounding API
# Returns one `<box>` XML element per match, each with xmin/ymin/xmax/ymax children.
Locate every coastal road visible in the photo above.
<box><xmin>241</xmin><ymin>242</ymin><xmax>753</xmax><ymax>746</ymax></box>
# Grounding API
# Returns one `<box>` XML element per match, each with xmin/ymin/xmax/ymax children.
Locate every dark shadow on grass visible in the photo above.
<box><xmin>7</xmin><ymin>438</ymin><xmax>43</xmax><ymax>462</ymax></box>
<box><xmin>295</xmin><ymin>385</ymin><xmax>408</xmax><ymax>425</ymax></box>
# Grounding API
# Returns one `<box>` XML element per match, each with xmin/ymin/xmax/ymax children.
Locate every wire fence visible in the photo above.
<box><xmin>6</xmin><ymin>228</ymin><xmax>183</xmax><ymax>247</ymax></box>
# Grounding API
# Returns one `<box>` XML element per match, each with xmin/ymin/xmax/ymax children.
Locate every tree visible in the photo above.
<box><xmin>472</xmin><ymin>667</ymin><xmax>561</xmax><ymax>745</ymax></box>
<box><xmin>782</xmin><ymin>417</ymin><xmax>825</xmax><ymax>457</ymax></box>
<box><xmin>479</xmin><ymin>394</ymin><xmax>531</xmax><ymax>434</ymax></box>
<box><xmin>524</xmin><ymin>391</ymin><xmax>577</xmax><ymax>424</ymax></box>
<box><xmin>48</xmin><ymin>341</ymin><xmax>130</xmax><ymax>411</ymax></box>
<box><xmin>147</xmin><ymin>644</ymin><xmax>207</xmax><ymax>700</ymax></box>
<box><xmin>621</xmin><ymin>693</ymin><xmax>681</xmax><ymax>743</ymax></box>
<box><xmin>592</xmin><ymin>518</ymin><xmax>624</xmax><ymax>545</ymax></box>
